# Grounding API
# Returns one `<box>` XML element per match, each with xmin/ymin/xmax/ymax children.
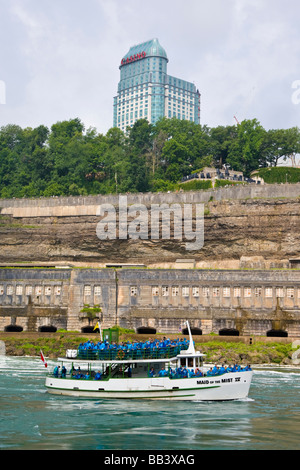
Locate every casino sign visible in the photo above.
<box><xmin>121</xmin><ymin>51</ymin><xmax>146</xmax><ymax>66</ymax></box>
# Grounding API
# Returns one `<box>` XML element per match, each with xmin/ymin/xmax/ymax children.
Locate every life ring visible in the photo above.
<box><xmin>117</xmin><ymin>349</ymin><xmax>125</xmax><ymax>360</ymax></box>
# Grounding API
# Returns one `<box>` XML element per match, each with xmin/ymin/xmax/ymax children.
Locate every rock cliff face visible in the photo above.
<box><xmin>0</xmin><ymin>195</ymin><xmax>299</xmax><ymax>267</ymax></box>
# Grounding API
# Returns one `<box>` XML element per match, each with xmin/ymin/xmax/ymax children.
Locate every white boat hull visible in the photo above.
<box><xmin>45</xmin><ymin>371</ymin><xmax>253</xmax><ymax>401</ymax></box>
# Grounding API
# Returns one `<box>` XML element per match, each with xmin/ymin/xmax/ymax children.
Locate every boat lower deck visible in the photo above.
<box><xmin>45</xmin><ymin>371</ymin><xmax>253</xmax><ymax>401</ymax></box>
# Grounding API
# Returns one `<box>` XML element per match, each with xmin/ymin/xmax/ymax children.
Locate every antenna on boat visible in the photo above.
<box><xmin>184</xmin><ymin>321</ymin><xmax>196</xmax><ymax>355</ymax></box>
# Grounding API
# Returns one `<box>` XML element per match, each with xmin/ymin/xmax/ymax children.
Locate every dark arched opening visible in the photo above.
<box><xmin>219</xmin><ymin>328</ymin><xmax>240</xmax><ymax>337</ymax></box>
<box><xmin>81</xmin><ymin>326</ymin><xmax>96</xmax><ymax>333</ymax></box>
<box><xmin>182</xmin><ymin>328</ymin><xmax>202</xmax><ymax>336</ymax></box>
<box><xmin>5</xmin><ymin>325</ymin><xmax>23</xmax><ymax>332</ymax></box>
<box><xmin>267</xmin><ymin>329</ymin><xmax>288</xmax><ymax>338</ymax></box>
<box><xmin>137</xmin><ymin>327</ymin><xmax>157</xmax><ymax>335</ymax></box>
<box><xmin>39</xmin><ymin>326</ymin><xmax>57</xmax><ymax>333</ymax></box>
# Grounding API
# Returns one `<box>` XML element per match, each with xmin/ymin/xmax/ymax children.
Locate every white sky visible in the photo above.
<box><xmin>0</xmin><ymin>0</ymin><xmax>300</xmax><ymax>134</ymax></box>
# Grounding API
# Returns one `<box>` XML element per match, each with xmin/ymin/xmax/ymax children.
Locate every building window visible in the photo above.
<box><xmin>298</xmin><ymin>289</ymin><xmax>300</xmax><ymax>299</ymax></box>
<box><xmin>234</xmin><ymin>287</ymin><xmax>241</xmax><ymax>298</ymax></box>
<box><xmin>172</xmin><ymin>286</ymin><xmax>179</xmax><ymax>297</ymax></box>
<box><xmin>25</xmin><ymin>285</ymin><xmax>33</xmax><ymax>296</ymax></box>
<box><xmin>254</xmin><ymin>287</ymin><xmax>262</xmax><ymax>297</ymax></box>
<box><xmin>152</xmin><ymin>286</ymin><xmax>159</xmax><ymax>296</ymax></box>
<box><xmin>223</xmin><ymin>287</ymin><xmax>230</xmax><ymax>298</ymax></box>
<box><xmin>130</xmin><ymin>286</ymin><xmax>137</xmax><ymax>297</ymax></box>
<box><xmin>54</xmin><ymin>286</ymin><xmax>61</xmax><ymax>296</ymax></box>
<box><xmin>162</xmin><ymin>286</ymin><xmax>169</xmax><ymax>297</ymax></box>
<box><xmin>192</xmin><ymin>286</ymin><xmax>199</xmax><ymax>297</ymax></box>
<box><xmin>287</xmin><ymin>288</ymin><xmax>294</xmax><ymax>298</ymax></box>
<box><xmin>182</xmin><ymin>286</ymin><xmax>189</xmax><ymax>297</ymax></box>
<box><xmin>35</xmin><ymin>286</ymin><xmax>42</xmax><ymax>296</ymax></box>
<box><xmin>7</xmin><ymin>285</ymin><xmax>14</xmax><ymax>295</ymax></box>
<box><xmin>84</xmin><ymin>285</ymin><xmax>91</xmax><ymax>296</ymax></box>
<box><xmin>45</xmin><ymin>286</ymin><xmax>51</xmax><ymax>296</ymax></box>
<box><xmin>265</xmin><ymin>287</ymin><xmax>273</xmax><ymax>298</ymax></box>
<box><xmin>94</xmin><ymin>286</ymin><xmax>102</xmax><ymax>296</ymax></box>
<box><xmin>203</xmin><ymin>287</ymin><xmax>210</xmax><ymax>297</ymax></box>
<box><xmin>244</xmin><ymin>287</ymin><xmax>252</xmax><ymax>298</ymax></box>
<box><xmin>212</xmin><ymin>287</ymin><xmax>220</xmax><ymax>297</ymax></box>
<box><xmin>276</xmin><ymin>287</ymin><xmax>284</xmax><ymax>298</ymax></box>
<box><xmin>16</xmin><ymin>285</ymin><xmax>23</xmax><ymax>296</ymax></box>
<box><xmin>0</xmin><ymin>285</ymin><xmax>4</xmax><ymax>295</ymax></box>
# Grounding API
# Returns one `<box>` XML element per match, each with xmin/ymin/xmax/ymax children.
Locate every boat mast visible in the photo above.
<box><xmin>184</xmin><ymin>321</ymin><xmax>196</xmax><ymax>355</ymax></box>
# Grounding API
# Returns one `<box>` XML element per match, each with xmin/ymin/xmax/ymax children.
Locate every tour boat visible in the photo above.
<box><xmin>44</xmin><ymin>323</ymin><xmax>253</xmax><ymax>401</ymax></box>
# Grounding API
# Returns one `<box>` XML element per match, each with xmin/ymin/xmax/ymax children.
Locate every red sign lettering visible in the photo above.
<box><xmin>121</xmin><ymin>51</ymin><xmax>146</xmax><ymax>66</ymax></box>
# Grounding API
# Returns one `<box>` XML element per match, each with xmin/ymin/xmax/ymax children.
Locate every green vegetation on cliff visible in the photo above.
<box><xmin>0</xmin><ymin>117</ymin><xmax>299</xmax><ymax>198</ymax></box>
<box><xmin>0</xmin><ymin>332</ymin><xmax>295</xmax><ymax>365</ymax></box>
<box><xmin>257</xmin><ymin>166</ymin><xmax>300</xmax><ymax>184</ymax></box>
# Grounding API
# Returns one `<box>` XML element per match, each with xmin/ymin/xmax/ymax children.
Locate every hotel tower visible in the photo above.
<box><xmin>113</xmin><ymin>38</ymin><xmax>201</xmax><ymax>131</ymax></box>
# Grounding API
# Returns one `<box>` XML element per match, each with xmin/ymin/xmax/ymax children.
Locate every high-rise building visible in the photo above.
<box><xmin>113</xmin><ymin>38</ymin><xmax>201</xmax><ymax>131</ymax></box>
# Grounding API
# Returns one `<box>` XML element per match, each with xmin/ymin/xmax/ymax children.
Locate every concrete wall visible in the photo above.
<box><xmin>1</xmin><ymin>183</ymin><xmax>300</xmax><ymax>218</ymax></box>
<box><xmin>0</xmin><ymin>267</ymin><xmax>299</xmax><ymax>337</ymax></box>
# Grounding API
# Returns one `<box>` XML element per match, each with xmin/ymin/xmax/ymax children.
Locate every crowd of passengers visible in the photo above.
<box><xmin>53</xmin><ymin>362</ymin><xmax>251</xmax><ymax>380</ymax></box>
<box><xmin>77</xmin><ymin>337</ymin><xmax>190</xmax><ymax>357</ymax></box>
<box><xmin>155</xmin><ymin>363</ymin><xmax>252</xmax><ymax>379</ymax></box>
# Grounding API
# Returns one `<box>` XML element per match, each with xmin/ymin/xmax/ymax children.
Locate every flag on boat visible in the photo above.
<box><xmin>40</xmin><ymin>350</ymin><xmax>47</xmax><ymax>368</ymax></box>
<box><xmin>93</xmin><ymin>322</ymin><xmax>100</xmax><ymax>331</ymax></box>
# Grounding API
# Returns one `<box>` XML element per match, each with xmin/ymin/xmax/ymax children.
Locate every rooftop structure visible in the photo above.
<box><xmin>113</xmin><ymin>38</ymin><xmax>201</xmax><ymax>131</ymax></box>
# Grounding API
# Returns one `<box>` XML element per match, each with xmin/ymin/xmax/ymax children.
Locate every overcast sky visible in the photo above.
<box><xmin>1</xmin><ymin>0</ymin><xmax>300</xmax><ymax>135</ymax></box>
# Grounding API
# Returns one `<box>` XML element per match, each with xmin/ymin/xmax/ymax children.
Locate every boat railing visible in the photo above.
<box><xmin>76</xmin><ymin>344</ymin><xmax>187</xmax><ymax>361</ymax></box>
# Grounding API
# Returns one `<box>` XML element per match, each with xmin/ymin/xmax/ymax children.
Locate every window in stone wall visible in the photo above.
<box><xmin>265</xmin><ymin>287</ymin><xmax>273</xmax><ymax>298</ymax></box>
<box><xmin>298</xmin><ymin>289</ymin><xmax>300</xmax><ymax>299</ymax></box>
<box><xmin>45</xmin><ymin>286</ymin><xmax>52</xmax><ymax>296</ymax></box>
<box><xmin>0</xmin><ymin>285</ymin><xmax>4</xmax><ymax>295</ymax></box>
<box><xmin>244</xmin><ymin>287</ymin><xmax>252</xmax><ymax>298</ymax></box>
<box><xmin>130</xmin><ymin>286</ymin><xmax>137</xmax><ymax>297</ymax></box>
<box><xmin>182</xmin><ymin>286</ymin><xmax>189</xmax><ymax>297</ymax></box>
<box><xmin>7</xmin><ymin>285</ymin><xmax>14</xmax><ymax>295</ymax></box>
<box><xmin>16</xmin><ymin>285</ymin><xmax>23</xmax><ymax>296</ymax></box>
<box><xmin>84</xmin><ymin>285</ymin><xmax>91</xmax><ymax>296</ymax></box>
<box><xmin>287</xmin><ymin>288</ymin><xmax>294</xmax><ymax>298</ymax></box>
<box><xmin>25</xmin><ymin>285</ymin><xmax>33</xmax><ymax>296</ymax></box>
<box><xmin>203</xmin><ymin>287</ymin><xmax>209</xmax><ymax>297</ymax></box>
<box><xmin>152</xmin><ymin>286</ymin><xmax>159</xmax><ymax>296</ymax></box>
<box><xmin>233</xmin><ymin>287</ymin><xmax>241</xmax><ymax>298</ymax></box>
<box><xmin>172</xmin><ymin>286</ymin><xmax>179</xmax><ymax>297</ymax></box>
<box><xmin>192</xmin><ymin>286</ymin><xmax>199</xmax><ymax>297</ymax></box>
<box><xmin>212</xmin><ymin>287</ymin><xmax>220</xmax><ymax>297</ymax></box>
<box><xmin>162</xmin><ymin>286</ymin><xmax>169</xmax><ymax>296</ymax></box>
<box><xmin>276</xmin><ymin>287</ymin><xmax>284</xmax><ymax>298</ymax></box>
<box><xmin>54</xmin><ymin>286</ymin><xmax>61</xmax><ymax>296</ymax></box>
<box><xmin>254</xmin><ymin>287</ymin><xmax>262</xmax><ymax>297</ymax></box>
<box><xmin>35</xmin><ymin>286</ymin><xmax>42</xmax><ymax>296</ymax></box>
<box><xmin>94</xmin><ymin>286</ymin><xmax>102</xmax><ymax>296</ymax></box>
<box><xmin>223</xmin><ymin>287</ymin><xmax>230</xmax><ymax>298</ymax></box>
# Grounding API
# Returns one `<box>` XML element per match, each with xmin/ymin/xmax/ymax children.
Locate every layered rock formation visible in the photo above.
<box><xmin>0</xmin><ymin>184</ymin><xmax>299</xmax><ymax>267</ymax></box>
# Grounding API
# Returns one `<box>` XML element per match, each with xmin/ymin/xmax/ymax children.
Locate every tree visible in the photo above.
<box><xmin>80</xmin><ymin>304</ymin><xmax>102</xmax><ymax>325</ymax></box>
<box><xmin>227</xmin><ymin>119</ymin><xmax>266</xmax><ymax>175</ymax></box>
<box><xmin>209</xmin><ymin>125</ymin><xmax>237</xmax><ymax>168</ymax></box>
